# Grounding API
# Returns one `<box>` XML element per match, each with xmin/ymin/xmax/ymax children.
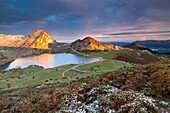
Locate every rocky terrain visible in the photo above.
<box><xmin>71</xmin><ymin>37</ymin><xmax>119</xmax><ymax>51</ymax></box>
<box><xmin>0</xmin><ymin>30</ymin><xmax>56</xmax><ymax>50</ymax></box>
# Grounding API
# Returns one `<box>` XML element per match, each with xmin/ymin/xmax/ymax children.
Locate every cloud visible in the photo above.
<box><xmin>0</xmin><ymin>0</ymin><xmax>170</xmax><ymax>41</ymax></box>
<box><xmin>35</xmin><ymin>21</ymin><xmax>48</xmax><ymax>25</ymax></box>
<box><xmin>105</xmin><ymin>30</ymin><xmax>170</xmax><ymax>36</ymax></box>
<box><xmin>45</xmin><ymin>15</ymin><xmax>56</xmax><ymax>22</ymax></box>
<box><xmin>0</xmin><ymin>25</ymin><xmax>14</xmax><ymax>29</ymax></box>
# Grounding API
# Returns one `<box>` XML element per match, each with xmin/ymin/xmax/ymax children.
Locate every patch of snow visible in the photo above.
<box><xmin>159</xmin><ymin>101</ymin><xmax>169</xmax><ymax>106</ymax></box>
<box><xmin>87</xmin><ymin>100</ymin><xmax>99</xmax><ymax>113</ymax></box>
<box><xmin>87</xmin><ymin>88</ymin><xmax>97</xmax><ymax>96</ymax></box>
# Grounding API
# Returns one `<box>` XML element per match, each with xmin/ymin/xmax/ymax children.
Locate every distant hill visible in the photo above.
<box><xmin>0</xmin><ymin>30</ymin><xmax>56</xmax><ymax>49</ymax></box>
<box><xmin>71</xmin><ymin>37</ymin><xmax>119</xmax><ymax>51</ymax></box>
<box><xmin>102</xmin><ymin>40</ymin><xmax>170</xmax><ymax>56</ymax></box>
<box><xmin>123</xmin><ymin>42</ymin><xmax>158</xmax><ymax>54</ymax></box>
<box><xmin>135</xmin><ymin>40</ymin><xmax>170</xmax><ymax>53</ymax></box>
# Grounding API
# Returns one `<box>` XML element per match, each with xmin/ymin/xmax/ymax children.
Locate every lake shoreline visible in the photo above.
<box><xmin>0</xmin><ymin>45</ymin><xmax>103</xmax><ymax>71</ymax></box>
<box><xmin>1</xmin><ymin>52</ymin><xmax>100</xmax><ymax>71</ymax></box>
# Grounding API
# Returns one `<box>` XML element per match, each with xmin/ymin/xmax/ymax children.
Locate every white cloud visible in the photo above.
<box><xmin>45</xmin><ymin>15</ymin><xmax>56</xmax><ymax>22</ymax></box>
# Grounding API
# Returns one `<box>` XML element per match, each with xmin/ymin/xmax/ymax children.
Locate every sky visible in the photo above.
<box><xmin>0</xmin><ymin>0</ymin><xmax>170</xmax><ymax>42</ymax></box>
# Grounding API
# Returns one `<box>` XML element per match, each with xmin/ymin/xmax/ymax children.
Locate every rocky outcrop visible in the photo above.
<box><xmin>71</xmin><ymin>37</ymin><xmax>119</xmax><ymax>51</ymax></box>
<box><xmin>0</xmin><ymin>30</ymin><xmax>56</xmax><ymax>49</ymax></box>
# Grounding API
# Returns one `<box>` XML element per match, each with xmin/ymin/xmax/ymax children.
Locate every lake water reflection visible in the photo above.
<box><xmin>2</xmin><ymin>53</ymin><xmax>99</xmax><ymax>71</ymax></box>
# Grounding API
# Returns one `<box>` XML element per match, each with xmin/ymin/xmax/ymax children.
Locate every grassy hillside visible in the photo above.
<box><xmin>0</xmin><ymin>60</ymin><xmax>169</xmax><ymax>112</ymax></box>
<box><xmin>0</xmin><ymin>47</ymin><xmax>51</xmax><ymax>68</ymax></box>
<box><xmin>0</xmin><ymin>60</ymin><xmax>129</xmax><ymax>91</ymax></box>
<box><xmin>0</xmin><ymin>65</ymin><xmax>74</xmax><ymax>91</ymax></box>
<box><xmin>0</xmin><ymin>46</ymin><xmax>168</xmax><ymax>112</ymax></box>
<box><xmin>77</xmin><ymin>59</ymin><xmax>131</xmax><ymax>71</ymax></box>
<box><xmin>85</xmin><ymin>49</ymin><xmax>160</xmax><ymax>64</ymax></box>
<box><xmin>0</xmin><ymin>50</ymin><xmax>17</xmax><ymax>67</ymax></box>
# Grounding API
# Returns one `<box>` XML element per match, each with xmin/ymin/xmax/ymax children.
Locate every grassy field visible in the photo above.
<box><xmin>65</xmin><ymin>70</ymin><xmax>101</xmax><ymax>80</ymax></box>
<box><xmin>0</xmin><ymin>46</ymin><xmax>160</xmax><ymax>92</ymax></box>
<box><xmin>77</xmin><ymin>59</ymin><xmax>131</xmax><ymax>71</ymax></box>
<box><xmin>85</xmin><ymin>50</ymin><xmax>123</xmax><ymax>59</ymax></box>
<box><xmin>0</xmin><ymin>59</ymin><xmax>131</xmax><ymax>91</ymax></box>
<box><xmin>0</xmin><ymin>50</ymin><xmax>18</xmax><ymax>57</ymax></box>
<box><xmin>0</xmin><ymin>47</ymin><xmax>167</xmax><ymax>112</ymax></box>
<box><xmin>61</xmin><ymin>60</ymin><xmax>132</xmax><ymax>81</ymax></box>
<box><xmin>0</xmin><ymin>65</ymin><xmax>75</xmax><ymax>90</ymax></box>
<box><xmin>0</xmin><ymin>50</ymin><xmax>17</xmax><ymax>66</ymax></box>
<box><xmin>85</xmin><ymin>50</ymin><xmax>160</xmax><ymax>64</ymax></box>
<box><xmin>0</xmin><ymin>46</ymin><xmax>159</xmax><ymax>91</ymax></box>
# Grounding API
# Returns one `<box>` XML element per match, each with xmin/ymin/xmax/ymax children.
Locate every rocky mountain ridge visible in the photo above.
<box><xmin>71</xmin><ymin>37</ymin><xmax>119</xmax><ymax>51</ymax></box>
<box><xmin>0</xmin><ymin>30</ymin><xmax>55</xmax><ymax>49</ymax></box>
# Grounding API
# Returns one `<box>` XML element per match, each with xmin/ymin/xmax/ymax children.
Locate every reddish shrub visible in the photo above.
<box><xmin>131</xmin><ymin>73</ymin><xmax>145</xmax><ymax>91</ymax></box>
<box><xmin>40</xmin><ymin>88</ymin><xmax>65</xmax><ymax>110</ymax></box>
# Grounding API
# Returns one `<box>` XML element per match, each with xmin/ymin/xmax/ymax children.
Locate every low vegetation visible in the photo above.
<box><xmin>0</xmin><ymin>65</ymin><xmax>74</xmax><ymax>91</ymax></box>
<box><xmin>0</xmin><ymin>60</ymin><xmax>169</xmax><ymax>112</ymax></box>
<box><xmin>0</xmin><ymin>50</ymin><xmax>16</xmax><ymax>67</ymax></box>
<box><xmin>0</xmin><ymin>47</ymin><xmax>50</xmax><ymax>68</ymax></box>
<box><xmin>77</xmin><ymin>59</ymin><xmax>131</xmax><ymax>71</ymax></box>
<box><xmin>85</xmin><ymin>49</ymin><xmax>160</xmax><ymax>64</ymax></box>
<box><xmin>0</xmin><ymin>59</ymin><xmax>129</xmax><ymax>91</ymax></box>
<box><xmin>101</xmin><ymin>60</ymin><xmax>170</xmax><ymax>100</ymax></box>
<box><xmin>0</xmin><ymin>45</ymin><xmax>169</xmax><ymax>112</ymax></box>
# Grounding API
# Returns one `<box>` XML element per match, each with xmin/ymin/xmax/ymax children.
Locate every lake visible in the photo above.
<box><xmin>1</xmin><ymin>53</ymin><xmax>100</xmax><ymax>71</ymax></box>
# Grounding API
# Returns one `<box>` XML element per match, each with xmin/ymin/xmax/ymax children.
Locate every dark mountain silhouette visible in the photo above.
<box><xmin>123</xmin><ymin>42</ymin><xmax>158</xmax><ymax>54</ymax></box>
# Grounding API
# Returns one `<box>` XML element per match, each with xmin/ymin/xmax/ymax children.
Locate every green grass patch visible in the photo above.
<box><xmin>0</xmin><ymin>59</ymin><xmax>131</xmax><ymax>91</ymax></box>
<box><xmin>77</xmin><ymin>60</ymin><xmax>131</xmax><ymax>71</ymax></box>
<box><xmin>86</xmin><ymin>50</ymin><xmax>126</xmax><ymax>59</ymax></box>
<box><xmin>0</xmin><ymin>50</ymin><xmax>18</xmax><ymax>57</ymax></box>
<box><xmin>0</xmin><ymin>64</ymin><xmax>76</xmax><ymax>90</ymax></box>
<box><xmin>65</xmin><ymin>70</ymin><xmax>102</xmax><ymax>80</ymax></box>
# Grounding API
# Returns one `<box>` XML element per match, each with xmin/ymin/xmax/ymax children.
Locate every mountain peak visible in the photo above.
<box><xmin>34</xmin><ymin>30</ymin><xmax>47</xmax><ymax>34</ymax></box>
<box><xmin>0</xmin><ymin>30</ymin><xmax>55</xmax><ymax>50</ymax></box>
<box><xmin>83</xmin><ymin>37</ymin><xmax>95</xmax><ymax>41</ymax></box>
<box><xmin>30</xmin><ymin>30</ymin><xmax>47</xmax><ymax>37</ymax></box>
<box><xmin>35</xmin><ymin>30</ymin><xmax>45</xmax><ymax>32</ymax></box>
<box><xmin>131</xmin><ymin>42</ymin><xmax>144</xmax><ymax>47</ymax></box>
<box><xmin>71</xmin><ymin>37</ymin><xmax>119</xmax><ymax>51</ymax></box>
<box><xmin>28</xmin><ymin>30</ymin><xmax>55</xmax><ymax>49</ymax></box>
